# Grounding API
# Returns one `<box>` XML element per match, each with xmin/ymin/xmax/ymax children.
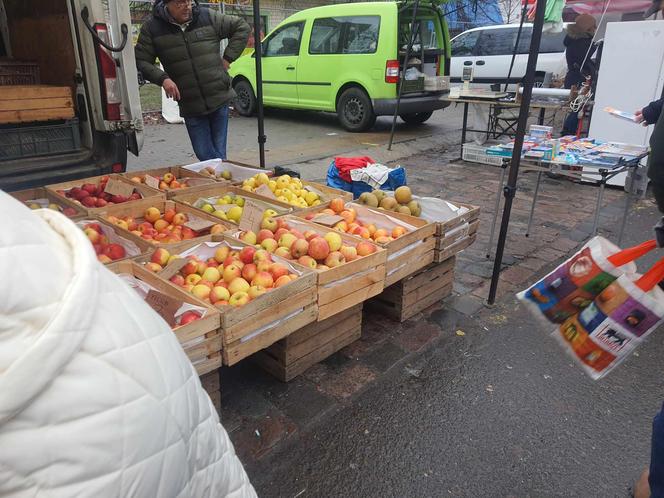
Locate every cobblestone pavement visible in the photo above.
<box><xmin>219</xmin><ymin>142</ymin><xmax>641</xmax><ymax>479</ymax></box>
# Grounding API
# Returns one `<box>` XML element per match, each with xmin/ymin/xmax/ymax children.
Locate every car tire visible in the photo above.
<box><xmin>337</xmin><ymin>87</ymin><xmax>376</xmax><ymax>132</ymax></box>
<box><xmin>233</xmin><ymin>80</ymin><xmax>256</xmax><ymax>116</ymax></box>
<box><xmin>400</xmin><ymin>111</ymin><xmax>434</xmax><ymax>125</ymax></box>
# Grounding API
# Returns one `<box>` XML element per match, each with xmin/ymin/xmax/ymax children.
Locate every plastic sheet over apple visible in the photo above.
<box><xmin>77</xmin><ymin>219</ymin><xmax>143</xmax><ymax>258</ymax></box>
<box><xmin>23</xmin><ymin>198</ymin><xmax>51</xmax><ymax>208</ymax></box>
<box><xmin>182</xmin><ymin>158</ymin><xmax>270</xmax><ymax>182</ymax></box>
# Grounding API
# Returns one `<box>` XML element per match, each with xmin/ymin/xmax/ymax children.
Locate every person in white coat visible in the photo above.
<box><xmin>0</xmin><ymin>191</ymin><xmax>256</xmax><ymax>498</ymax></box>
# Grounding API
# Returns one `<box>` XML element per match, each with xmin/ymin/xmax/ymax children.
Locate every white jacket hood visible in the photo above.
<box><xmin>0</xmin><ymin>192</ymin><xmax>256</xmax><ymax>498</ymax></box>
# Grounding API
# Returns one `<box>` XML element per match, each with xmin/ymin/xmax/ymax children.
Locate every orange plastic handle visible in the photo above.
<box><xmin>607</xmin><ymin>240</ymin><xmax>658</xmax><ymax>267</ymax></box>
<box><xmin>636</xmin><ymin>257</ymin><xmax>664</xmax><ymax>291</ymax></box>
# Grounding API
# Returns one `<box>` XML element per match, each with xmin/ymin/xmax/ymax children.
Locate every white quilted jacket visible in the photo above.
<box><xmin>0</xmin><ymin>193</ymin><xmax>256</xmax><ymax>498</ymax></box>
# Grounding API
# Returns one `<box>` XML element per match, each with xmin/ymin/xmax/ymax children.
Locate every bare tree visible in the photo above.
<box><xmin>498</xmin><ymin>0</ymin><xmax>523</xmax><ymax>24</ymax></box>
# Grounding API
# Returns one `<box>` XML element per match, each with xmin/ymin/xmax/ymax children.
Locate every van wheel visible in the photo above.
<box><xmin>337</xmin><ymin>87</ymin><xmax>376</xmax><ymax>132</ymax></box>
<box><xmin>400</xmin><ymin>111</ymin><xmax>433</xmax><ymax>125</ymax></box>
<box><xmin>233</xmin><ymin>80</ymin><xmax>256</xmax><ymax>116</ymax></box>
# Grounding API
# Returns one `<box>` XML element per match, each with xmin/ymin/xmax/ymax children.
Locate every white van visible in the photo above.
<box><xmin>0</xmin><ymin>0</ymin><xmax>143</xmax><ymax>191</ymax></box>
<box><xmin>449</xmin><ymin>23</ymin><xmax>569</xmax><ymax>85</ymax></box>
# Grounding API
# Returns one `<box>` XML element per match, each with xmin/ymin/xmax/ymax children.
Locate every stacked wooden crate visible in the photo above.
<box><xmin>0</xmin><ymin>85</ymin><xmax>74</xmax><ymax>124</ymax></box>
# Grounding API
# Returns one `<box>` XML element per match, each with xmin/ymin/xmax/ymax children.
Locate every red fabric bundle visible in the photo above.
<box><xmin>334</xmin><ymin>156</ymin><xmax>375</xmax><ymax>182</ymax></box>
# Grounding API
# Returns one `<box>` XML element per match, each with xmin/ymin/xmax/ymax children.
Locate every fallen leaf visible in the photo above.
<box><xmin>456</xmin><ymin>330</ymin><xmax>466</xmax><ymax>336</ymax></box>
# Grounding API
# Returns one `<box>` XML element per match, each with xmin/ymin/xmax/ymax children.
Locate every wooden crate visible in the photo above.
<box><xmin>200</xmin><ymin>370</ymin><xmax>221</xmax><ymax>415</ymax></box>
<box><xmin>133</xmin><ymin>234</ymin><xmax>319</xmax><ymax>367</ymax></box>
<box><xmin>432</xmin><ymin>201</ymin><xmax>480</xmax><ymax>263</ymax></box>
<box><xmin>98</xmin><ymin>198</ymin><xmax>232</xmax><ymax>248</ymax></box>
<box><xmin>282</xmin><ymin>216</ymin><xmax>386</xmax><ymax>321</ymax></box>
<box><xmin>122</xmin><ymin>166</ymin><xmax>221</xmax><ymax>199</ymax></box>
<box><xmin>46</xmin><ymin>174</ymin><xmax>164</xmax><ymax>215</ymax></box>
<box><xmin>10</xmin><ymin>186</ymin><xmax>86</xmax><ymax>219</ymax></box>
<box><xmin>75</xmin><ymin>217</ymin><xmax>153</xmax><ymax>264</ymax></box>
<box><xmin>254</xmin><ymin>304</ymin><xmax>363</xmax><ymax>382</ymax></box>
<box><xmin>108</xmin><ymin>260</ymin><xmax>222</xmax><ymax>376</ymax></box>
<box><xmin>0</xmin><ymin>85</ymin><xmax>74</xmax><ymax>124</ymax></box>
<box><xmin>369</xmin><ymin>257</ymin><xmax>456</xmax><ymax>322</ymax></box>
<box><xmin>300</xmin><ymin>202</ymin><xmax>436</xmax><ymax>287</ymax></box>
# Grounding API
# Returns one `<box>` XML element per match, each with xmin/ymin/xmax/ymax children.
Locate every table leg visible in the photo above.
<box><xmin>618</xmin><ymin>167</ymin><xmax>637</xmax><ymax>245</ymax></box>
<box><xmin>592</xmin><ymin>174</ymin><xmax>607</xmax><ymax>236</ymax></box>
<box><xmin>486</xmin><ymin>163</ymin><xmax>508</xmax><ymax>259</ymax></box>
<box><xmin>538</xmin><ymin>107</ymin><xmax>546</xmax><ymax>125</ymax></box>
<box><xmin>526</xmin><ymin>170</ymin><xmax>542</xmax><ymax>238</ymax></box>
<box><xmin>460</xmin><ymin>102</ymin><xmax>469</xmax><ymax>159</ymax></box>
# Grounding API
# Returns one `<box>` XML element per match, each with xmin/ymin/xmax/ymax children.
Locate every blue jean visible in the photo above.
<box><xmin>651</xmin><ymin>403</ymin><xmax>664</xmax><ymax>497</ymax></box>
<box><xmin>184</xmin><ymin>105</ymin><xmax>229</xmax><ymax>161</ymax></box>
<box><xmin>562</xmin><ymin>111</ymin><xmax>579</xmax><ymax>136</ymax></box>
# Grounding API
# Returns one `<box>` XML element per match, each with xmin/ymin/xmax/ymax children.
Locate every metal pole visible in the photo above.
<box><xmin>487</xmin><ymin>161</ymin><xmax>507</xmax><ymax>258</ymax></box>
<box><xmin>592</xmin><ymin>171</ymin><xmax>607</xmax><ymax>235</ymax></box>
<box><xmin>525</xmin><ymin>170</ymin><xmax>542</xmax><ymax>238</ymax></box>
<box><xmin>252</xmin><ymin>0</ymin><xmax>266</xmax><ymax>168</ymax></box>
<box><xmin>487</xmin><ymin>0</ymin><xmax>547</xmax><ymax>305</ymax></box>
<box><xmin>503</xmin><ymin>2</ymin><xmax>529</xmax><ymax>93</ymax></box>
<box><xmin>388</xmin><ymin>0</ymin><xmax>420</xmax><ymax>151</ymax></box>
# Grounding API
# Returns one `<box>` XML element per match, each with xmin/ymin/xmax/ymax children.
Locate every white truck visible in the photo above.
<box><xmin>0</xmin><ymin>0</ymin><xmax>143</xmax><ymax>191</ymax></box>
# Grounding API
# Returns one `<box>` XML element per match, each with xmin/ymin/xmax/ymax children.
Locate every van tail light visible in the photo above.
<box><xmin>436</xmin><ymin>56</ymin><xmax>441</xmax><ymax>76</ymax></box>
<box><xmin>93</xmin><ymin>23</ymin><xmax>122</xmax><ymax>121</ymax></box>
<box><xmin>385</xmin><ymin>60</ymin><xmax>399</xmax><ymax>83</ymax></box>
<box><xmin>111</xmin><ymin>162</ymin><xmax>124</xmax><ymax>173</ymax></box>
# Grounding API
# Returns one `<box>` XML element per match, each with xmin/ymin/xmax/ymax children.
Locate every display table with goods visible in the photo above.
<box><xmin>10</xmin><ymin>186</ymin><xmax>86</xmax><ymax>219</ymax></box>
<box><xmin>483</xmin><ymin>131</ymin><xmax>649</xmax><ymax>256</ymax></box>
<box><xmin>182</xmin><ymin>158</ymin><xmax>272</xmax><ymax>182</ymax></box>
<box><xmin>135</xmin><ymin>235</ymin><xmax>318</xmax><ymax>366</ymax></box>
<box><xmin>123</xmin><ymin>166</ymin><xmax>220</xmax><ymax>198</ymax></box>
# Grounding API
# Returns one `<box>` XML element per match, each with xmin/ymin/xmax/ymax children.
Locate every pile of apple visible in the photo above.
<box><xmin>129</xmin><ymin>172</ymin><xmax>188</xmax><ymax>190</ymax></box>
<box><xmin>241</xmin><ymin>173</ymin><xmax>322</xmax><ymax>209</ymax></box>
<box><xmin>81</xmin><ymin>222</ymin><xmax>127</xmax><ymax>263</ymax></box>
<box><xmin>26</xmin><ymin>201</ymin><xmax>79</xmax><ymax>218</ymax></box>
<box><xmin>357</xmin><ymin>186</ymin><xmax>422</xmax><ymax>217</ymax></box>
<box><xmin>106</xmin><ymin>206</ymin><xmax>226</xmax><ymax>244</ymax></box>
<box><xmin>304</xmin><ymin>198</ymin><xmax>409</xmax><ymax>244</ymax></box>
<box><xmin>56</xmin><ymin>176</ymin><xmax>142</xmax><ymax>209</ymax></box>
<box><xmin>146</xmin><ymin>245</ymin><xmax>299</xmax><ymax>308</ymax></box>
<box><xmin>236</xmin><ymin>215</ymin><xmax>377</xmax><ymax>271</ymax></box>
<box><xmin>195</xmin><ymin>193</ymin><xmax>276</xmax><ymax>224</ymax></box>
<box><xmin>198</xmin><ymin>166</ymin><xmax>232</xmax><ymax>181</ymax></box>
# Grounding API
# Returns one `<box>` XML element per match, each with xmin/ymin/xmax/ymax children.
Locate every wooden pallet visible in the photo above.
<box><xmin>0</xmin><ymin>85</ymin><xmax>74</xmax><ymax>124</ymax></box>
<box><xmin>369</xmin><ymin>257</ymin><xmax>456</xmax><ymax>322</ymax></box>
<box><xmin>254</xmin><ymin>304</ymin><xmax>363</xmax><ymax>382</ymax></box>
<box><xmin>46</xmin><ymin>174</ymin><xmax>164</xmax><ymax>215</ymax></box>
<box><xmin>200</xmin><ymin>370</ymin><xmax>221</xmax><ymax>415</ymax></box>
<box><xmin>10</xmin><ymin>186</ymin><xmax>87</xmax><ymax>219</ymax></box>
<box><xmin>132</xmin><ymin>234</ymin><xmax>319</xmax><ymax>367</ymax></box>
<box><xmin>433</xmin><ymin>201</ymin><xmax>480</xmax><ymax>263</ymax></box>
<box><xmin>283</xmin><ymin>216</ymin><xmax>386</xmax><ymax>321</ymax></box>
<box><xmin>122</xmin><ymin>166</ymin><xmax>220</xmax><ymax>199</ymax></box>
<box><xmin>108</xmin><ymin>260</ymin><xmax>222</xmax><ymax>376</ymax></box>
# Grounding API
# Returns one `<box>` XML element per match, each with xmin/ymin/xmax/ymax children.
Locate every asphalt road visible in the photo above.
<box><xmin>247</xmin><ymin>203</ymin><xmax>664</xmax><ymax>498</ymax></box>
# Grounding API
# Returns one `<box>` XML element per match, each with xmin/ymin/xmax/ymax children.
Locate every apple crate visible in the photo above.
<box><xmin>369</xmin><ymin>257</ymin><xmax>456</xmax><ymax>322</ymax></box>
<box><xmin>200</xmin><ymin>370</ymin><xmax>221</xmax><ymax>415</ymax></box>
<box><xmin>182</xmin><ymin>158</ymin><xmax>273</xmax><ymax>183</ymax></box>
<box><xmin>281</xmin><ymin>216</ymin><xmax>386</xmax><ymax>321</ymax></box>
<box><xmin>134</xmin><ymin>235</ymin><xmax>318</xmax><ymax>367</ymax></box>
<box><xmin>108</xmin><ymin>260</ymin><xmax>222</xmax><ymax>376</ymax></box>
<box><xmin>432</xmin><ymin>201</ymin><xmax>480</xmax><ymax>263</ymax></box>
<box><xmin>10</xmin><ymin>186</ymin><xmax>86</xmax><ymax>219</ymax></box>
<box><xmin>122</xmin><ymin>166</ymin><xmax>220</xmax><ymax>199</ymax></box>
<box><xmin>98</xmin><ymin>197</ymin><xmax>232</xmax><ymax>248</ymax></box>
<box><xmin>76</xmin><ymin>217</ymin><xmax>153</xmax><ymax>264</ymax></box>
<box><xmin>300</xmin><ymin>202</ymin><xmax>436</xmax><ymax>287</ymax></box>
<box><xmin>254</xmin><ymin>303</ymin><xmax>362</xmax><ymax>382</ymax></box>
<box><xmin>46</xmin><ymin>174</ymin><xmax>164</xmax><ymax>215</ymax></box>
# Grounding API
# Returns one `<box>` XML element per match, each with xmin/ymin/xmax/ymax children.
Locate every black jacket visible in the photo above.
<box><xmin>563</xmin><ymin>34</ymin><xmax>596</xmax><ymax>89</ymax></box>
<box><xmin>647</xmin><ymin>98</ymin><xmax>664</xmax><ymax>188</ymax></box>
<box><xmin>643</xmin><ymin>99</ymin><xmax>663</xmax><ymax>126</ymax></box>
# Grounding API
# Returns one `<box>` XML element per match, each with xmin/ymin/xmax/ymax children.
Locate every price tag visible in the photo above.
<box><xmin>185</xmin><ymin>214</ymin><xmax>217</xmax><ymax>233</ymax></box>
<box><xmin>312</xmin><ymin>214</ymin><xmax>344</xmax><ymax>227</ymax></box>
<box><xmin>159</xmin><ymin>257</ymin><xmax>188</xmax><ymax>280</ymax></box>
<box><xmin>104</xmin><ymin>178</ymin><xmax>136</xmax><ymax>198</ymax></box>
<box><xmin>145</xmin><ymin>289</ymin><xmax>181</xmax><ymax>327</ymax></box>
<box><xmin>256</xmin><ymin>184</ymin><xmax>277</xmax><ymax>200</ymax></box>
<box><xmin>239</xmin><ymin>199</ymin><xmax>264</xmax><ymax>233</ymax></box>
<box><xmin>144</xmin><ymin>174</ymin><xmax>160</xmax><ymax>189</ymax></box>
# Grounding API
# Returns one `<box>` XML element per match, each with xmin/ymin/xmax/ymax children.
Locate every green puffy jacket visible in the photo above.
<box><xmin>135</xmin><ymin>1</ymin><xmax>250</xmax><ymax>118</ymax></box>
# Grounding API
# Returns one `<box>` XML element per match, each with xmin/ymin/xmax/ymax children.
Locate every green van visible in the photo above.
<box><xmin>229</xmin><ymin>1</ymin><xmax>451</xmax><ymax>132</ymax></box>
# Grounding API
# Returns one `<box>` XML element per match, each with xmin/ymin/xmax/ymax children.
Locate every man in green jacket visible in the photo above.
<box><xmin>135</xmin><ymin>0</ymin><xmax>250</xmax><ymax>160</ymax></box>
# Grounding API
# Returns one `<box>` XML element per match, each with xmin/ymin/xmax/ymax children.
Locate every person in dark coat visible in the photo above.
<box><xmin>561</xmin><ymin>14</ymin><xmax>597</xmax><ymax>136</ymax></box>
<box><xmin>135</xmin><ymin>0</ymin><xmax>250</xmax><ymax>160</ymax></box>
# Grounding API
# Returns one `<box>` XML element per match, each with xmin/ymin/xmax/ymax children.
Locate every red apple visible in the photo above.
<box><xmin>170</xmin><ymin>274</ymin><xmax>186</xmax><ymax>286</ymax></box>
<box><xmin>274</xmin><ymin>275</ymin><xmax>291</xmax><ymax>288</ymax></box>
<box><xmin>257</xmin><ymin>229</ymin><xmax>275</xmax><ymax>243</ymax></box>
<box><xmin>223</xmin><ymin>264</ymin><xmax>242</xmax><ymax>283</ymax></box>
<box><xmin>239</xmin><ymin>246</ymin><xmax>256</xmax><ymax>265</ymax></box>
<box><xmin>151</xmin><ymin>248</ymin><xmax>171</xmax><ymax>266</ymax></box>
<box><xmin>103</xmin><ymin>243</ymin><xmax>126</xmax><ymax>261</ymax></box>
<box><xmin>242</xmin><ymin>263</ymin><xmax>257</xmax><ymax>282</ymax></box>
<box><xmin>308</xmin><ymin>237</ymin><xmax>330</xmax><ymax>261</ymax></box>
<box><xmin>298</xmin><ymin>255</ymin><xmax>317</xmax><ymax>269</ymax></box>
<box><xmin>325</xmin><ymin>251</ymin><xmax>345</xmax><ymax>268</ymax></box>
<box><xmin>228</xmin><ymin>277</ymin><xmax>250</xmax><ymax>295</ymax></box>
<box><xmin>339</xmin><ymin>245</ymin><xmax>358</xmax><ymax>262</ymax></box>
<box><xmin>290</xmin><ymin>239</ymin><xmax>309</xmax><ymax>259</ymax></box>
<box><xmin>356</xmin><ymin>241</ymin><xmax>377</xmax><ymax>257</ymax></box>
<box><xmin>274</xmin><ymin>246</ymin><xmax>291</xmax><ymax>259</ymax></box>
<box><xmin>269</xmin><ymin>263</ymin><xmax>288</xmax><ymax>281</ymax></box>
<box><xmin>179</xmin><ymin>311</ymin><xmax>201</xmax><ymax>325</ymax></box>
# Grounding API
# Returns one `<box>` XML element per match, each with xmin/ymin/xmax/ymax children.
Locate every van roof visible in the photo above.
<box><xmin>454</xmin><ymin>22</ymin><xmax>571</xmax><ymax>35</ymax></box>
<box><xmin>281</xmin><ymin>1</ymin><xmax>398</xmax><ymax>21</ymax></box>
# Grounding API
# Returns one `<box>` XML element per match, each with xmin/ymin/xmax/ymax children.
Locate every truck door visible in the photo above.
<box><xmin>73</xmin><ymin>0</ymin><xmax>143</xmax><ymax>155</ymax></box>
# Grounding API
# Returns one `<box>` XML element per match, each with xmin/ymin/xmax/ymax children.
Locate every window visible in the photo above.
<box><xmin>451</xmin><ymin>31</ymin><xmax>480</xmax><ymax>56</ymax></box>
<box><xmin>309</xmin><ymin>16</ymin><xmax>380</xmax><ymax>55</ymax></box>
<box><xmin>515</xmin><ymin>27</ymin><xmax>566</xmax><ymax>54</ymax></box>
<box><xmin>399</xmin><ymin>18</ymin><xmax>441</xmax><ymax>50</ymax></box>
<box><xmin>264</xmin><ymin>22</ymin><xmax>304</xmax><ymax>57</ymax></box>
<box><xmin>476</xmin><ymin>28</ymin><xmax>523</xmax><ymax>57</ymax></box>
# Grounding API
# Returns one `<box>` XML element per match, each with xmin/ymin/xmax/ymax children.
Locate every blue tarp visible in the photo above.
<box><xmin>443</xmin><ymin>0</ymin><xmax>503</xmax><ymax>33</ymax></box>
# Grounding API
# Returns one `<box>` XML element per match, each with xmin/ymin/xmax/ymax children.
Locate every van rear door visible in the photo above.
<box><xmin>74</xmin><ymin>0</ymin><xmax>143</xmax><ymax>155</ymax></box>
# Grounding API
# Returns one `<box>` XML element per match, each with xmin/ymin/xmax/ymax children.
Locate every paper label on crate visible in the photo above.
<box><xmin>312</xmin><ymin>214</ymin><xmax>344</xmax><ymax>227</ymax></box>
<box><xmin>159</xmin><ymin>257</ymin><xmax>189</xmax><ymax>280</ymax></box>
<box><xmin>256</xmin><ymin>184</ymin><xmax>277</xmax><ymax>200</ymax></box>
<box><xmin>145</xmin><ymin>289</ymin><xmax>181</xmax><ymax>327</ymax></box>
<box><xmin>185</xmin><ymin>215</ymin><xmax>216</xmax><ymax>233</ymax></box>
<box><xmin>144</xmin><ymin>174</ymin><xmax>160</xmax><ymax>189</ymax></box>
<box><xmin>239</xmin><ymin>199</ymin><xmax>264</xmax><ymax>233</ymax></box>
<box><xmin>104</xmin><ymin>178</ymin><xmax>135</xmax><ymax>198</ymax></box>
